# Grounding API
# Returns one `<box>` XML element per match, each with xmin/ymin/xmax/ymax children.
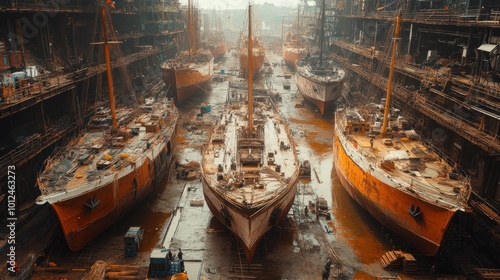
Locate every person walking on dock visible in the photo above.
<box><xmin>177</xmin><ymin>248</ymin><xmax>183</xmax><ymax>260</ymax></box>
<box><xmin>167</xmin><ymin>250</ymin><xmax>173</xmax><ymax>261</ymax></box>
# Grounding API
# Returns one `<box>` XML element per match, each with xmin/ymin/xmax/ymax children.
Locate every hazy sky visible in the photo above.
<box><xmin>180</xmin><ymin>0</ymin><xmax>302</xmax><ymax>10</ymax></box>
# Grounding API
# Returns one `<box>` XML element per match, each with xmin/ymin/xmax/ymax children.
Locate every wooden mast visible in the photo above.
<box><xmin>297</xmin><ymin>3</ymin><xmax>300</xmax><ymax>38</ymax></box>
<box><xmin>188</xmin><ymin>0</ymin><xmax>191</xmax><ymax>55</ymax></box>
<box><xmin>319</xmin><ymin>0</ymin><xmax>325</xmax><ymax>66</ymax></box>
<box><xmin>101</xmin><ymin>3</ymin><xmax>117</xmax><ymax>131</ymax></box>
<box><xmin>248</xmin><ymin>4</ymin><xmax>253</xmax><ymax>132</ymax></box>
<box><xmin>281</xmin><ymin>15</ymin><xmax>284</xmax><ymax>46</ymax></box>
<box><xmin>381</xmin><ymin>14</ymin><xmax>401</xmax><ymax>136</ymax></box>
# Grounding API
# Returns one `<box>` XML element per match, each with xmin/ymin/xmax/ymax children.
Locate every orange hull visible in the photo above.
<box><xmin>51</xmin><ymin>138</ymin><xmax>175</xmax><ymax>251</ymax></box>
<box><xmin>282</xmin><ymin>46</ymin><xmax>304</xmax><ymax>70</ymax></box>
<box><xmin>212</xmin><ymin>44</ymin><xmax>227</xmax><ymax>61</ymax></box>
<box><xmin>38</xmin><ymin>101</ymin><xmax>178</xmax><ymax>252</ymax></box>
<box><xmin>239</xmin><ymin>52</ymin><xmax>264</xmax><ymax>79</ymax></box>
<box><xmin>333</xmin><ymin>127</ymin><xmax>457</xmax><ymax>256</ymax></box>
<box><xmin>283</xmin><ymin>49</ymin><xmax>299</xmax><ymax>70</ymax></box>
<box><xmin>162</xmin><ymin>59</ymin><xmax>214</xmax><ymax>104</ymax></box>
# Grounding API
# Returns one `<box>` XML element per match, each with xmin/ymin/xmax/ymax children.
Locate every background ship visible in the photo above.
<box><xmin>282</xmin><ymin>32</ymin><xmax>306</xmax><ymax>70</ymax></box>
<box><xmin>205</xmin><ymin>11</ymin><xmax>228</xmax><ymax>61</ymax></box>
<box><xmin>238</xmin><ymin>7</ymin><xmax>265</xmax><ymax>79</ymax></box>
<box><xmin>333</xmin><ymin>14</ymin><xmax>471</xmax><ymax>256</ymax></box>
<box><xmin>282</xmin><ymin>4</ymin><xmax>307</xmax><ymax>71</ymax></box>
<box><xmin>161</xmin><ymin>0</ymin><xmax>214</xmax><ymax>105</ymax></box>
<box><xmin>295</xmin><ymin>57</ymin><xmax>345</xmax><ymax>115</ymax></box>
<box><xmin>295</xmin><ymin>0</ymin><xmax>345</xmax><ymax>115</ymax></box>
<box><xmin>208</xmin><ymin>38</ymin><xmax>228</xmax><ymax>61</ymax></box>
<box><xmin>201</xmin><ymin>5</ymin><xmax>299</xmax><ymax>262</ymax></box>
<box><xmin>239</xmin><ymin>39</ymin><xmax>265</xmax><ymax>79</ymax></box>
<box><xmin>36</xmin><ymin>2</ymin><xmax>179</xmax><ymax>252</ymax></box>
<box><xmin>161</xmin><ymin>50</ymin><xmax>213</xmax><ymax>104</ymax></box>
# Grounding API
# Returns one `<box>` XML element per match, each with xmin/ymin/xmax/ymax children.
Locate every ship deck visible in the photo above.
<box><xmin>296</xmin><ymin>58</ymin><xmax>346</xmax><ymax>84</ymax></box>
<box><xmin>335</xmin><ymin>106</ymin><xmax>470</xmax><ymax>209</ymax></box>
<box><xmin>202</xmin><ymin>90</ymin><xmax>298</xmax><ymax>208</ymax></box>
<box><xmin>162</xmin><ymin>50</ymin><xmax>213</xmax><ymax>69</ymax></box>
<box><xmin>38</xmin><ymin>99</ymin><xmax>177</xmax><ymax>197</ymax></box>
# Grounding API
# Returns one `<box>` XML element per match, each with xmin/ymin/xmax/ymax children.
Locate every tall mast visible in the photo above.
<box><xmin>248</xmin><ymin>4</ymin><xmax>253</xmax><ymax>132</ymax></box>
<box><xmin>188</xmin><ymin>0</ymin><xmax>193</xmax><ymax>55</ymax></box>
<box><xmin>281</xmin><ymin>15</ymin><xmax>284</xmax><ymax>46</ymax></box>
<box><xmin>188</xmin><ymin>0</ymin><xmax>194</xmax><ymax>55</ymax></box>
<box><xmin>101</xmin><ymin>5</ymin><xmax>117</xmax><ymax>131</ymax></box>
<box><xmin>319</xmin><ymin>0</ymin><xmax>325</xmax><ymax>65</ymax></box>
<box><xmin>297</xmin><ymin>4</ymin><xmax>300</xmax><ymax>37</ymax></box>
<box><xmin>381</xmin><ymin>14</ymin><xmax>402</xmax><ymax>136</ymax></box>
<box><xmin>193</xmin><ymin>2</ymin><xmax>197</xmax><ymax>53</ymax></box>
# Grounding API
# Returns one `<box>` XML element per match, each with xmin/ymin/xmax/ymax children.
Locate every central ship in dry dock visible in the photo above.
<box><xmin>333</xmin><ymin>15</ymin><xmax>471</xmax><ymax>256</ymax></box>
<box><xmin>35</xmin><ymin>3</ymin><xmax>179</xmax><ymax>252</ymax></box>
<box><xmin>201</xmin><ymin>4</ymin><xmax>299</xmax><ymax>262</ymax></box>
<box><xmin>161</xmin><ymin>0</ymin><xmax>214</xmax><ymax>105</ymax></box>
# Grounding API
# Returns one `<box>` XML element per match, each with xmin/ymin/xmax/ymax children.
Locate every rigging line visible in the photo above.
<box><xmin>183</xmin><ymin>80</ymin><xmax>211</xmax><ymax>94</ymax></box>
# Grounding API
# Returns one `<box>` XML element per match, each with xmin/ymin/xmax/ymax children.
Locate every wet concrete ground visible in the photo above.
<box><xmin>30</xmin><ymin>50</ymin><xmax>451</xmax><ymax>280</ymax></box>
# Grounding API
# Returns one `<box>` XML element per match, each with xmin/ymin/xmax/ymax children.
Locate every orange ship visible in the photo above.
<box><xmin>282</xmin><ymin>32</ymin><xmax>306</xmax><ymax>70</ymax></box>
<box><xmin>333</xmin><ymin>15</ymin><xmax>471</xmax><ymax>256</ymax></box>
<box><xmin>161</xmin><ymin>50</ymin><xmax>214</xmax><ymax>105</ymax></box>
<box><xmin>239</xmin><ymin>38</ymin><xmax>265</xmax><ymax>79</ymax></box>
<box><xmin>36</xmin><ymin>3</ymin><xmax>178</xmax><ymax>252</ymax></box>
<box><xmin>161</xmin><ymin>0</ymin><xmax>214</xmax><ymax>105</ymax></box>
<box><xmin>211</xmin><ymin>43</ymin><xmax>227</xmax><ymax>61</ymax></box>
<box><xmin>201</xmin><ymin>4</ymin><xmax>299</xmax><ymax>262</ymax></box>
<box><xmin>207</xmin><ymin>31</ymin><xmax>227</xmax><ymax>61</ymax></box>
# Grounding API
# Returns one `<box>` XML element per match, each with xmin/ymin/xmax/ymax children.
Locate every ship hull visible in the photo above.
<box><xmin>239</xmin><ymin>52</ymin><xmax>264</xmax><ymax>79</ymax></box>
<box><xmin>333</xmin><ymin>125</ymin><xmax>457</xmax><ymax>256</ymax></box>
<box><xmin>282</xmin><ymin>46</ymin><xmax>304</xmax><ymax>71</ymax></box>
<box><xmin>162</xmin><ymin>59</ymin><xmax>214</xmax><ymax>104</ymax></box>
<box><xmin>47</xmin><ymin>125</ymin><xmax>177</xmax><ymax>251</ymax></box>
<box><xmin>200</xmin><ymin>90</ymin><xmax>298</xmax><ymax>261</ymax></box>
<box><xmin>212</xmin><ymin>44</ymin><xmax>227</xmax><ymax>61</ymax></box>
<box><xmin>295</xmin><ymin>70</ymin><xmax>343</xmax><ymax>115</ymax></box>
<box><xmin>202</xmin><ymin>176</ymin><xmax>297</xmax><ymax>261</ymax></box>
